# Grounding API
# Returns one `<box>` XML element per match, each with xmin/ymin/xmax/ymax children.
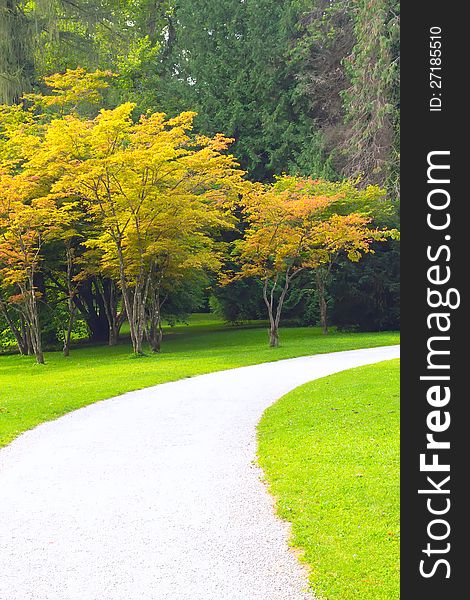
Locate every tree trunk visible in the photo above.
<box><xmin>29</xmin><ymin>298</ymin><xmax>44</xmax><ymax>364</ymax></box>
<box><xmin>269</xmin><ymin>326</ymin><xmax>279</xmax><ymax>347</ymax></box>
<box><xmin>20</xmin><ymin>271</ymin><xmax>44</xmax><ymax>364</ymax></box>
<box><xmin>95</xmin><ymin>278</ymin><xmax>125</xmax><ymax>346</ymax></box>
<box><xmin>20</xmin><ymin>313</ymin><xmax>33</xmax><ymax>355</ymax></box>
<box><xmin>273</xmin><ymin>272</ymin><xmax>290</xmax><ymax>343</ymax></box>
<box><xmin>262</xmin><ymin>271</ymin><xmax>292</xmax><ymax>348</ymax></box>
<box><xmin>316</xmin><ymin>270</ymin><xmax>329</xmax><ymax>335</ymax></box>
<box><xmin>263</xmin><ymin>276</ymin><xmax>277</xmax><ymax>347</ymax></box>
<box><xmin>34</xmin><ymin>349</ymin><xmax>45</xmax><ymax>364</ymax></box>
<box><xmin>134</xmin><ymin>331</ymin><xmax>143</xmax><ymax>354</ymax></box>
<box><xmin>0</xmin><ymin>294</ymin><xmax>29</xmax><ymax>354</ymax></box>
<box><xmin>147</xmin><ymin>323</ymin><xmax>163</xmax><ymax>353</ymax></box>
<box><xmin>63</xmin><ymin>244</ymin><xmax>76</xmax><ymax>357</ymax></box>
<box><xmin>121</xmin><ymin>279</ymin><xmax>147</xmax><ymax>355</ymax></box>
<box><xmin>319</xmin><ymin>295</ymin><xmax>328</xmax><ymax>335</ymax></box>
<box><xmin>146</xmin><ymin>273</ymin><xmax>164</xmax><ymax>353</ymax></box>
<box><xmin>74</xmin><ymin>278</ymin><xmax>109</xmax><ymax>343</ymax></box>
<box><xmin>132</xmin><ymin>282</ymin><xmax>148</xmax><ymax>355</ymax></box>
<box><xmin>262</xmin><ymin>273</ymin><xmax>289</xmax><ymax>348</ymax></box>
<box><xmin>62</xmin><ymin>301</ymin><xmax>76</xmax><ymax>357</ymax></box>
<box><xmin>116</xmin><ymin>239</ymin><xmax>149</xmax><ymax>356</ymax></box>
<box><xmin>28</xmin><ymin>305</ymin><xmax>44</xmax><ymax>363</ymax></box>
<box><xmin>108</xmin><ymin>323</ymin><xmax>120</xmax><ymax>346</ymax></box>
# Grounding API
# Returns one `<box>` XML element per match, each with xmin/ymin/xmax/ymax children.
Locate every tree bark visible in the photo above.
<box><xmin>96</xmin><ymin>278</ymin><xmax>125</xmax><ymax>346</ymax></box>
<box><xmin>15</xmin><ymin>266</ymin><xmax>45</xmax><ymax>364</ymax></box>
<box><xmin>63</xmin><ymin>244</ymin><xmax>77</xmax><ymax>357</ymax></box>
<box><xmin>0</xmin><ymin>294</ymin><xmax>29</xmax><ymax>354</ymax></box>
<box><xmin>117</xmin><ymin>246</ymin><xmax>148</xmax><ymax>355</ymax></box>
<box><xmin>147</xmin><ymin>321</ymin><xmax>163</xmax><ymax>353</ymax></box>
<box><xmin>62</xmin><ymin>311</ymin><xmax>73</xmax><ymax>357</ymax></box>
<box><xmin>63</xmin><ymin>293</ymin><xmax>77</xmax><ymax>357</ymax></box>
<box><xmin>262</xmin><ymin>273</ymin><xmax>286</xmax><ymax>347</ymax></box>
<box><xmin>269</xmin><ymin>326</ymin><xmax>279</xmax><ymax>348</ymax></box>
<box><xmin>262</xmin><ymin>270</ymin><xmax>292</xmax><ymax>347</ymax></box>
<box><xmin>25</xmin><ymin>284</ymin><xmax>44</xmax><ymax>364</ymax></box>
<box><xmin>146</xmin><ymin>267</ymin><xmax>165</xmax><ymax>353</ymax></box>
<box><xmin>316</xmin><ymin>269</ymin><xmax>329</xmax><ymax>335</ymax></box>
<box><xmin>20</xmin><ymin>313</ymin><xmax>33</xmax><ymax>355</ymax></box>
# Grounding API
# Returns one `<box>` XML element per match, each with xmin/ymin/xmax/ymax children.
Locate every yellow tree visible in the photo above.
<box><xmin>39</xmin><ymin>102</ymin><xmax>246</xmax><ymax>354</ymax></box>
<box><xmin>0</xmin><ymin>70</ymin><xmax>110</xmax><ymax>358</ymax></box>
<box><xmin>48</xmin><ymin>197</ymin><xmax>86</xmax><ymax>357</ymax></box>
<box><xmin>0</xmin><ymin>172</ymin><xmax>67</xmax><ymax>363</ymax></box>
<box><xmin>0</xmin><ymin>69</ymin><xmax>247</xmax><ymax>356</ymax></box>
<box><xmin>229</xmin><ymin>176</ymin><xmax>395</xmax><ymax>346</ymax></box>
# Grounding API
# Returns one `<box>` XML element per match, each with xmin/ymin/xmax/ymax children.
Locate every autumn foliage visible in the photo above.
<box><xmin>227</xmin><ymin>176</ymin><xmax>397</xmax><ymax>345</ymax></box>
<box><xmin>0</xmin><ymin>70</ymin><xmax>246</xmax><ymax>361</ymax></box>
<box><xmin>0</xmin><ymin>70</ymin><xmax>397</xmax><ymax>360</ymax></box>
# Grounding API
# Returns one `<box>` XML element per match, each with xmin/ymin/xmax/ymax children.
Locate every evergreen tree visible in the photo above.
<box><xmin>0</xmin><ymin>0</ymin><xmax>34</xmax><ymax>103</ymax></box>
<box><xmin>0</xmin><ymin>0</ymin><xmax>169</xmax><ymax>105</ymax></box>
<box><xmin>293</xmin><ymin>0</ymin><xmax>399</xmax><ymax>195</ymax></box>
<box><xmin>157</xmin><ymin>0</ymin><xmax>328</xmax><ymax>181</ymax></box>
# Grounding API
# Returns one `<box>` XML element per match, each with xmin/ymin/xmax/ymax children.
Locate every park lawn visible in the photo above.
<box><xmin>0</xmin><ymin>315</ymin><xmax>399</xmax><ymax>448</ymax></box>
<box><xmin>257</xmin><ymin>360</ymin><xmax>400</xmax><ymax>600</ymax></box>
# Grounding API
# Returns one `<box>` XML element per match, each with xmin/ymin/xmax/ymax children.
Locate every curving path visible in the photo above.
<box><xmin>0</xmin><ymin>345</ymin><xmax>399</xmax><ymax>600</ymax></box>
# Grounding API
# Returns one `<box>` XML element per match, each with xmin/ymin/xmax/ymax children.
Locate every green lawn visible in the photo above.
<box><xmin>0</xmin><ymin>314</ymin><xmax>399</xmax><ymax>448</ymax></box>
<box><xmin>257</xmin><ymin>360</ymin><xmax>400</xmax><ymax>600</ymax></box>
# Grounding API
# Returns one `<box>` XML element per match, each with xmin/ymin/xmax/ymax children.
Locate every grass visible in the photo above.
<box><xmin>257</xmin><ymin>360</ymin><xmax>400</xmax><ymax>600</ymax></box>
<box><xmin>0</xmin><ymin>314</ymin><xmax>399</xmax><ymax>448</ymax></box>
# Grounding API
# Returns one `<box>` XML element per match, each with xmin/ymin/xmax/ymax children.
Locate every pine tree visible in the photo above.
<box><xmin>157</xmin><ymin>0</ymin><xmax>325</xmax><ymax>181</ymax></box>
<box><xmin>0</xmin><ymin>0</ymin><xmax>34</xmax><ymax>103</ymax></box>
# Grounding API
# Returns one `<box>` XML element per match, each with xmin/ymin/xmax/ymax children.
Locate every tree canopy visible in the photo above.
<box><xmin>226</xmin><ymin>176</ymin><xmax>397</xmax><ymax>345</ymax></box>
<box><xmin>0</xmin><ymin>1</ymin><xmax>400</xmax><ymax>358</ymax></box>
<box><xmin>0</xmin><ymin>70</ymin><xmax>247</xmax><ymax>360</ymax></box>
<box><xmin>1</xmin><ymin>0</ymin><xmax>399</xmax><ymax>192</ymax></box>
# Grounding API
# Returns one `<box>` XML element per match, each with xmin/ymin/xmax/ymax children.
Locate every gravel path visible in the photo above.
<box><xmin>0</xmin><ymin>345</ymin><xmax>399</xmax><ymax>600</ymax></box>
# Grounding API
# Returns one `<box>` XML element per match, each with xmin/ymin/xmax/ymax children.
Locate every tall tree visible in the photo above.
<box><xmin>0</xmin><ymin>0</ymin><xmax>169</xmax><ymax>105</ymax></box>
<box><xmin>293</xmin><ymin>0</ymin><xmax>399</xmax><ymax>195</ymax></box>
<box><xmin>342</xmin><ymin>0</ymin><xmax>400</xmax><ymax>194</ymax></box>
<box><xmin>157</xmin><ymin>0</ymin><xmax>325</xmax><ymax>181</ymax></box>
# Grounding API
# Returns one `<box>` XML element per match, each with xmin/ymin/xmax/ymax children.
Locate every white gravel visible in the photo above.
<box><xmin>0</xmin><ymin>345</ymin><xmax>399</xmax><ymax>600</ymax></box>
